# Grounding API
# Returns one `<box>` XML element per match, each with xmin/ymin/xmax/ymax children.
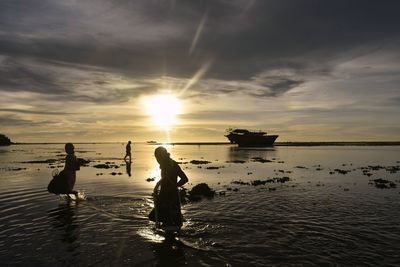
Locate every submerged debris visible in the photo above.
<box><xmin>295</xmin><ymin>166</ymin><xmax>308</xmax><ymax>169</ymax></box>
<box><xmin>251</xmin><ymin>157</ymin><xmax>272</xmax><ymax>163</ymax></box>
<box><xmin>226</xmin><ymin>160</ymin><xmax>246</xmax><ymax>164</ymax></box>
<box><xmin>93</xmin><ymin>163</ymin><xmax>119</xmax><ymax>169</ymax></box>
<box><xmin>360</xmin><ymin>165</ymin><xmax>400</xmax><ymax>174</ymax></box>
<box><xmin>369</xmin><ymin>178</ymin><xmax>397</xmax><ymax>189</ymax></box>
<box><xmin>190</xmin><ymin>160</ymin><xmax>211</xmax><ymax>165</ymax></box>
<box><xmin>24</xmin><ymin>158</ymin><xmax>89</xmax><ymax>166</ymax></box>
<box><xmin>385</xmin><ymin>166</ymin><xmax>400</xmax><ymax>174</ymax></box>
<box><xmin>251</xmin><ymin>180</ymin><xmax>271</xmax><ymax>186</ymax></box>
<box><xmin>206</xmin><ymin>166</ymin><xmax>223</xmax><ymax>170</ymax></box>
<box><xmin>362</xmin><ymin>169</ymin><xmax>373</xmax><ymax>176</ymax></box>
<box><xmin>1</xmin><ymin>167</ymin><xmax>27</xmax><ymax>171</ymax></box>
<box><xmin>93</xmin><ymin>164</ymin><xmax>111</xmax><ymax>169</ymax></box>
<box><xmin>232</xmin><ymin>177</ymin><xmax>291</xmax><ymax>187</ymax></box>
<box><xmin>23</xmin><ymin>159</ymin><xmax>58</xmax><ymax>164</ymax></box>
<box><xmin>251</xmin><ymin>177</ymin><xmax>290</xmax><ymax>186</ymax></box>
<box><xmin>334</xmin><ymin>169</ymin><xmax>351</xmax><ymax>175</ymax></box>
<box><xmin>368</xmin><ymin>165</ymin><xmax>384</xmax><ymax>171</ymax></box>
<box><xmin>232</xmin><ymin>180</ymin><xmax>250</xmax><ymax>185</ymax></box>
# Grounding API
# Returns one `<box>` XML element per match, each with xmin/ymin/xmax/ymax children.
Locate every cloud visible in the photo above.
<box><xmin>0</xmin><ymin>108</ymin><xmax>72</xmax><ymax>115</ymax></box>
<box><xmin>1</xmin><ymin>0</ymin><xmax>398</xmax><ymax>81</ymax></box>
<box><xmin>0</xmin><ymin>56</ymin><xmax>70</xmax><ymax>94</ymax></box>
<box><xmin>0</xmin><ymin>56</ymin><xmax>163</xmax><ymax>104</ymax></box>
<box><xmin>0</xmin><ymin>116</ymin><xmax>31</xmax><ymax>126</ymax></box>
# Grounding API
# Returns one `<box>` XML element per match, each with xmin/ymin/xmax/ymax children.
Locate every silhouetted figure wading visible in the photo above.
<box><xmin>149</xmin><ymin>146</ymin><xmax>189</xmax><ymax>228</ymax></box>
<box><xmin>64</xmin><ymin>143</ymin><xmax>80</xmax><ymax>195</ymax></box>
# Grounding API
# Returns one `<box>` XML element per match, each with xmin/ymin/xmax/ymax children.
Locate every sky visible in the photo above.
<box><xmin>1</xmin><ymin>0</ymin><xmax>400</xmax><ymax>143</ymax></box>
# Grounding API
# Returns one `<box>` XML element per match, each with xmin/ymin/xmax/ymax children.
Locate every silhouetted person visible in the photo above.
<box><xmin>124</xmin><ymin>140</ymin><xmax>132</xmax><ymax>162</ymax></box>
<box><xmin>64</xmin><ymin>143</ymin><xmax>80</xmax><ymax>195</ymax></box>
<box><xmin>149</xmin><ymin>146</ymin><xmax>188</xmax><ymax>228</ymax></box>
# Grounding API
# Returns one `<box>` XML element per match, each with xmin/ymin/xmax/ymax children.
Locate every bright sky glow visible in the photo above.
<box><xmin>144</xmin><ymin>94</ymin><xmax>182</xmax><ymax>127</ymax></box>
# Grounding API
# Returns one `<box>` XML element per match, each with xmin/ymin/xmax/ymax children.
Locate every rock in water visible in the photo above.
<box><xmin>188</xmin><ymin>183</ymin><xmax>215</xmax><ymax>201</ymax></box>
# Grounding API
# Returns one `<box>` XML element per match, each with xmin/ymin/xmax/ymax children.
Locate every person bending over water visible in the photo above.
<box><xmin>64</xmin><ymin>143</ymin><xmax>80</xmax><ymax>195</ymax></box>
<box><xmin>150</xmin><ymin>146</ymin><xmax>189</xmax><ymax>228</ymax></box>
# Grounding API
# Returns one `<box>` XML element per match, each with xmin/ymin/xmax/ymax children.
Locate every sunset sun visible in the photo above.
<box><xmin>144</xmin><ymin>94</ymin><xmax>182</xmax><ymax>127</ymax></box>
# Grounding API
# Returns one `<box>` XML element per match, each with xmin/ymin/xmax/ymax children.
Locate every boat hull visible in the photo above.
<box><xmin>226</xmin><ymin>133</ymin><xmax>278</xmax><ymax>147</ymax></box>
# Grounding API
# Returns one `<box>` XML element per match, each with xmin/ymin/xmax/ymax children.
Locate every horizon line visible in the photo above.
<box><xmin>6</xmin><ymin>141</ymin><xmax>400</xmax><ymax>146</ymax></box>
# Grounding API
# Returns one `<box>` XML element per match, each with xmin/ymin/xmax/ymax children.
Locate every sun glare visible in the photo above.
<box><xmin>145</xmin><ymin>94</ymin><xmax>182</xmax><ymax>127</ymax></box>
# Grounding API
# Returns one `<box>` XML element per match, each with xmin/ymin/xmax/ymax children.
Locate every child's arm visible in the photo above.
<box><xmin>177</xmin><ymin>166</ymin><xmax>188</xmax><ymax>187</ymax></box>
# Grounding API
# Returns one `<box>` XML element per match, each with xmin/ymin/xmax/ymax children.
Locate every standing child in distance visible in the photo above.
<box><xmin>124</xmin><ymin>140</ymin><xmax>132</xmax><ymax>162</ymax></box>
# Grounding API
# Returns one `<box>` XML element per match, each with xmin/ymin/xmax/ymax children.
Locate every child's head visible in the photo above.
<box><xmin>65</xmin><ymin>143</ymin><xmax>75</xmax><ymax>155</ymax></box>
<box><xmin>154</xmin><ymin>146</ymin><xmax>170</xmax><ymax>165</ymax></box>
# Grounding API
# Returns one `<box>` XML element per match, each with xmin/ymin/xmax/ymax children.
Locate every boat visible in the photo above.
<box><xmin>225</xmin><ymin>128</ymin><xmax>278</xmax><ymax>147</ymax></box>
<box><xmin>146</xmin><ymin>141</ymin><xmax>157</xmax><ymax>144</ymax></box>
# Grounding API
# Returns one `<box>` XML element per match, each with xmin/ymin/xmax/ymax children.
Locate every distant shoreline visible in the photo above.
<box><xmin>7</xmin><ymin>141</ymin><xmax>400</xmax><ymax>146</ymax></box>
<box><xmin>152</xmin><ymin>141</ymin><xmax>400</xmax><ymax>146</ymax></box>
<box><xmin>275</xmin><ymin>141</ymin><xmax>400</xmax><ymax>146</ymax></box>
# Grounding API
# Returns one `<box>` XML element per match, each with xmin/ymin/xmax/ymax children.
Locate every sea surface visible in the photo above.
<box><xmin>0</xmin><ymin>143</ymin><xmax>399</xmax><ymax>266</ymax></box>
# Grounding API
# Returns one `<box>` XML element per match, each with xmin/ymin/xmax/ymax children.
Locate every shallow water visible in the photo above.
<box><xmin>0</xmin><ymin>144</ymin><xmax>399</xmax><ymax>266</ymax></box>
